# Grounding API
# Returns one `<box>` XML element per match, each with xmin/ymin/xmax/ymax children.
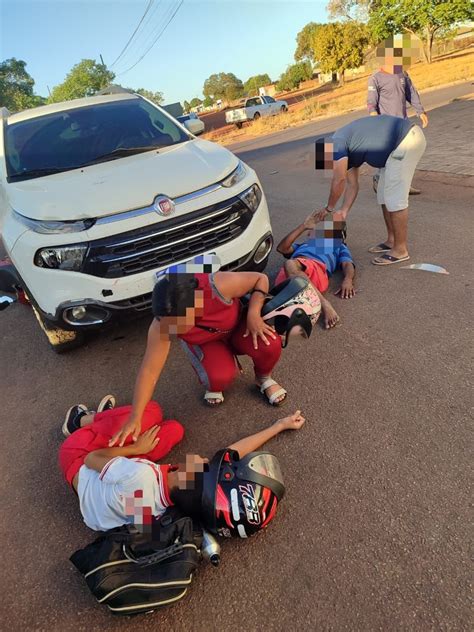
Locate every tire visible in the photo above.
<box><xmin>31</xmin><ymin>304</ymin><xmax>85</xmax><ymax>353</ymax></box>
<box><xmin>280</xmin><ymin>105</ymin><xmax>288</xmax><ymax>113</ymax></box>
<box><xmin>235</xmin><ymin>122</ymin><xmax>243</xmax><ymax>129</ymax></box>
<box><xmin>253</xmin><ymin>112</ymin><xmax>261</xmax><ymax>121</ymax></box>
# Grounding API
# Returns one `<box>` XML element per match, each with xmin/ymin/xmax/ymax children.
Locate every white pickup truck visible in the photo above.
<box><xmin>225</xmin><ymin>96</ymin><xmax>288</xmax><ymax>128</ymax></box>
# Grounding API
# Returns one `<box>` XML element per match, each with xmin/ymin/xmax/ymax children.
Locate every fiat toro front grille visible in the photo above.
<box><xmin>82</xmin><ymin>196</ymin><xmax>252</xmax><ymax>278</ymax></box>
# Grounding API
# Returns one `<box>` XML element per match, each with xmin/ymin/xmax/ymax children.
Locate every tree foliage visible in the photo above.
<box><xmin>0</xmin><ymin>58</ymin><xmax>45</xmax><ymax>112</ymax></box>
<box><xmin>134</xmin><ymin>88</ymin><xmax>163</xmax><ymax>105</ymax></box>
<box><xmin>203</xmin><ymin>72</ymin><xmax>244</xmax><ymax>102</ymax></box>
<box><xmin>190</xmin><ymin>97</ymin><xmax>203</xmax><ymax>108</ymax></box>
<box><xmin>368</xmin><ymin>0</ymin><xmax>474</xmax><ymax>62</ymax></box>
<box><xmin>203</xmin><ymin>95</ymin><xmax>214</xmax><ymax>107</ymax></box>
<box><xmin>243</xmin><ymin>73</ymin><xmax>272</xmax><ymax>95</ymax></box>
<box><xmin>48</xmin><ymin>59</ymin><xmax>115</xmax><ymax>103</ymax></box>
<box><xmin>295</xmin><ymin>23</ymin><xmax>323</xmax><ymax>62</ymax></box>
<box><xmin>183</xmin><ymin>100</ymin><xmax>191</xmax><ymax>112</ymax></box>
<box><xmin>276</xmin><ymin>61</ymin><xmax>313</xmax><ymax>91</ymax></box>
<box><xmin>312</xmin><ymin>22</ymin><xmax>369</xmax><ymax>84</ymax></box>
<box><xmin>326</xmin><ymin>0</ymin><xmax>370</xmax><ymax>21</ymax></box>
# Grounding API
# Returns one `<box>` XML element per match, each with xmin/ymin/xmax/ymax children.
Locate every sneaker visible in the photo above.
<box><xmin>62</xmin><ymin>404</ymin><xmax>89</xmax><ymax>437</ymax></box>
<box><xmin>97</xmin><ymin>394</ymin><xmax>116</xmax><ymax>413</ymax></box>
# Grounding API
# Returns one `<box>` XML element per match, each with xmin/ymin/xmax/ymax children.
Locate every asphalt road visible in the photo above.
<box><xmin>1</xmin><ymin>85</ymin><xmax>472</xmax><ymax>631</ymax></box>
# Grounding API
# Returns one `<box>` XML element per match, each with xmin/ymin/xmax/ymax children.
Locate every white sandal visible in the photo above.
<box><xmin>204</xmin><ymin>391</ymin><xmax>224</xmax><ymax>406</ymax></box>
<box><xmin>257</xmin><ymin>378</ymin><xmax>287</xmax><ymax>406</ymax></box>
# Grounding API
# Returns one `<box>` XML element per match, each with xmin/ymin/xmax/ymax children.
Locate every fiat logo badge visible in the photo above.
<box><xmin>153</xmin><ymin>195</ymin><xmax>175</xmax><ymax>216</ymax></box>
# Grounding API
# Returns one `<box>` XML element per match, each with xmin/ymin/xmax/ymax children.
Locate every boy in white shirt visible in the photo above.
<box><xmin>59</xmin><ymin>397</ymin><xmax>305</xmax><ymax>534</ymax></box>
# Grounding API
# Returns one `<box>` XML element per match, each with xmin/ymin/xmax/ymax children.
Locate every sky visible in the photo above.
<box><xmin>0</xmin><ymin>0</ymin><xmax>327</xmax><ymax>104</ymax></box>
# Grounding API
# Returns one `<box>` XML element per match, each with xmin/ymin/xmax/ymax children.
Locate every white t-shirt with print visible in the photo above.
<box><xmin>77</xmin><ymin>456</ymin><xmax>171</xmax><ymax>532</ymax></box>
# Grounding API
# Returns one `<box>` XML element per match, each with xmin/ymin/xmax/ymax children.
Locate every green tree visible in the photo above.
<box><xmin>134</xmin><ymin>88</ymin><xmax>164</xmax><ymax>105</ymax></box>
<box><xmin>203</xmin><ymin>95</ymin><xmax>214</xmax><ymax>107</ymax></box>
<box><xmin>312</xmin><ymin>22</ymin><xmax>369</xmax><ymax>85</ymax></box>
<box><xmin>203</xmin><ymin>72</ymin><xmax>244</xmax><ymax>102</ymax></box>
<box><xmin>368</xmin><ymin>0</ymin><xmax>473</xmax><ymax>63</ymax></box>
<box><xmin>190</xmin><ymin>97</ymin><xmax>203</xmax><ymax>108</ymax></box>
<box><xmin>326</xmin><ymin>0</ymin><xmax>370</xmax><ymax>21</ymax></box>
<box><xmin>294</xmin><ymin>23</ymin><xmax>323</xmax><ymax>62</ymax></box>
<box><xmin>276</xmin><ymin>61</ymin><xmax>313</xmax><ymax>91</ymax></box>
<box><xmin>0</xmin><ymin>58</ymin><xmax>45</xmax><ymax>112</ymax></box>
<box><xmin>243</xmin><ymin>73</ymin><xmax>272</xmax><ymax>96</ymax></box>
<box><xmin>48</xmin><ymin>59</ymin><xmax>115</xmax><ymax>103</ymax></box>
<box><xmin>183</xmin><ymin>99</ymin><xmax>191</xmax><ymax>112</ymax></box>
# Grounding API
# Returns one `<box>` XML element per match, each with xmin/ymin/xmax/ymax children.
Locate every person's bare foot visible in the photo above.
<box><xmin>322</xmin><ymin>303</ymin><xmax>340</xmax><ymax>329</ymax></box>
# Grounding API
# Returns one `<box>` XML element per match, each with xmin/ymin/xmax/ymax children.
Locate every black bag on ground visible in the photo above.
<box><xmin>70</xmin><ymin>507</ymin><xmax>201</xmax><ymax>615</ymax></box>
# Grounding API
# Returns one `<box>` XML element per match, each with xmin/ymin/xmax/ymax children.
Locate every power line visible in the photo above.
<box><xmin>110</xmin><ymin>0</ymin><xmax>156</xmax><ymax>68</ymax></box>
<box><xmin>112</xmin><ymin>0</ymin><xmax>168</xmax><ymax>73</ymax></box>
<box><xmin>116</xmin><ymin>0</ymin><xmax>184</xmax><ymax>77</ymax></box>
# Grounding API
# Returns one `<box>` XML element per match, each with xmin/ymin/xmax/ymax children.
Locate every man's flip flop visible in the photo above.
<box><xmin>372</xmin><ymin>254</ymin><xmax>410</xmax><ymax>266</ymax></box>
<box><xmin>257</xmin><ymin>378</ymin><xmax>287</xmax><ymax>406</ymax></box>
<box><xmin>368</xmin><ymin>242</ymin><xmax>392</xmax><ymax>254</ymax></box>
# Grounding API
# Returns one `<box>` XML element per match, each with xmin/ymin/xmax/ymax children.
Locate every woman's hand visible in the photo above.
<box><xmin>130</xmin><ymin>425</ymin><xmax>161</xmax><ymax>455</ymax></box>
<box><xmin>244</xmin><ymin>312</ymin><xmax>276</xmax><ymax>350</ymax></box>
<box><xmin>275</xmin><ymin>410</ymin><xmax>306</xmax><ymax>431</ymax></box>
<box><xmin>109</xmin><ymin>416</ymin><xmax>142</xmax><ymax>447</ymax></box>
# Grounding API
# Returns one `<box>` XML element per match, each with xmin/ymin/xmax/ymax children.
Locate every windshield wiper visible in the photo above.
<box><xmin>80</xmin><ymin>145</ymin><xmax>166</xmax><ymax>167</ymax></box>
<box><xmin>8</xmin><ymin>167</ymin><xmax>67</xmax><ymax>181</ymax></box>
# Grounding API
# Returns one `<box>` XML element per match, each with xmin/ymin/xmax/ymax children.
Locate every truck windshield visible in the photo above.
<box><xmin>5</xmin><ymin>98</ymin><xmax>190</xmax><ymax>182</ymax></box>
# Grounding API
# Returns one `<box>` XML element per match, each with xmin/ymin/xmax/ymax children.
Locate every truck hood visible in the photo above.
<box><xmin>8</xmin><ymin>139</ymin><xmax>238</xmax><ymax>221</ymax></box>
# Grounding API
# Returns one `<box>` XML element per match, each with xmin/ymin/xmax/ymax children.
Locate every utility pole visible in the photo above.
<box><xmin>99</xmin><ymin>54</ymin><xmax>106</xmax><ymax>69</ymax></box>
<box><xmin>47</xmin><ymin>85</ymin><xmax>51</xmax><ymax>97</ymax></box>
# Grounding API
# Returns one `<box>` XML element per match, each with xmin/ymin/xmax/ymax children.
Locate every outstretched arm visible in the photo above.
<box><xmin>227</xmin><ymin>411</ymin><xmax>305</xmax><ymax>458</ymax></box>
<box><xmin>109</xmin><ymin>322</ymin><xmax>171</xmax><ymax>446</ymax></box>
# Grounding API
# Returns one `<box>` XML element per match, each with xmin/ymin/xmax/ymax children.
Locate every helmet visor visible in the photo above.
<box><xmin>238</xmin><ymin>453</ymin><xmax>285</xmax><ymax>498</ymax></box>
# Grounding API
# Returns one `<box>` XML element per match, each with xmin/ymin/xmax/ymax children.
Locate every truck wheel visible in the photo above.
<box><xmin>235</xmin><ymin>122</ymin><xmax>243</xmax><ymax>129</ymax></box>
<box><xmin>253</xmin><ymin>112</ymin><xmax>261</xmax><ymax>121</ymax></box>
<box><xmin>281</xmin><ymin>105</ymin><xmax>288</xmax><ymax>113</ymax></box>
<box><xmin>31</xmin><ymin>305</ymin><xmax>85</xmax><ymax>353</ymax></box>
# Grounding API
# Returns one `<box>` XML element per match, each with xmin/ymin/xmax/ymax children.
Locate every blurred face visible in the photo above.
<box><xmin>176</xmin><ymin>454</ymin><xmax>209</xmax><ymax>490</ymax></box>
<box><xmin>156</xmin><ymin>289</ymin><xmax>204</xmax><ymax>336</ymax></box>
<box><xmin>377</xmin><ymin>34</ymin><xmax>421</xmax><ymax>73</ymax></box>
<box><xmin>307</xmin><ymin>220</ymin><xmax>346</xmax><ymax>254</ymax></box>
<box><xmin>315</xmin><ymin>140</ymin><xmax>334</xmax><ymax>170</ymax></box>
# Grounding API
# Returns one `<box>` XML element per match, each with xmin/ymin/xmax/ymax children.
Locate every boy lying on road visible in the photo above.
<box><xmin>59</xmin><ymin>396</ymin><xmax>305</xmax><ymax>535</ymax></box>
<box><xmin>276</xmin><ymin>212</ymin><xmax>356</xmax><ymax>329</ymax></box>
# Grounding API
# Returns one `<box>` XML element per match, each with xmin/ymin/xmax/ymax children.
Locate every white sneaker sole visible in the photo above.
<box><xmin>97</xmin><ymin>394</ymin><xmax>116</xmax><ymax>413</ymax></box>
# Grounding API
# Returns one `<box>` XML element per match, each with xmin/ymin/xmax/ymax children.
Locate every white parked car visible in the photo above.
<box><xmin>177</xmin><ymin>112</ymin><xmax>205</xmax><ymax>136</ymax></box>
<box><xmin>225</xmin><ymin>95</ymin><xmax>288</xmax><ymax>128</ymax></box>
<box><xmin>0</xmin><ymin>92</ymin><xmax>273</xmax><ymax>351</ymax></box>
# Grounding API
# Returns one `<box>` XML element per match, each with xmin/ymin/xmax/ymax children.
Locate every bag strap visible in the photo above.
<box><xmin>122</xmin><ymin>541</ymin><xmax>185</xmax><ymax>566</ymax></box>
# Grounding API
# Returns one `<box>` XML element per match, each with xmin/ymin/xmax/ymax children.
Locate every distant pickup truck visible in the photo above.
<box><xmin>225</xmin><ymin>96</ymin><xmax>288</xmax><ymax>128</ymax></box>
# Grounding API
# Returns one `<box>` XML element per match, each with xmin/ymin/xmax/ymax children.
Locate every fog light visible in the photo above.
<box><xmin>63</xmin><ymin>304</ymin><xmax>110</xmax><ymax>326</ymax></box>
<box><xmin>254</xmin><ymin>236</ymin><xmax>273</xmax><ymax>264</ymax></box>
<box><xmin>71</xmin><ymin>306</ymin><xmax>86</xmax><ymax>320</ymax></box>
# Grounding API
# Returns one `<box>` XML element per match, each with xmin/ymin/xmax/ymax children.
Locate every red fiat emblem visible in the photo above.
<box><xmin>154</xmin><ymin>195</ymin><xmax>175</xmax><ymax>216</ymax></box>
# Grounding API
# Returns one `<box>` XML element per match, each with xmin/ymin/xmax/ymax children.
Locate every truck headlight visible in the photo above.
<box><xmin>34</xmin><ymin>244</ymin><xmax>87</xmax><ymax>271</ymax></box>
<box><xmin>221</xmin><ymin>160</ymin><xmax>247</xmax><ymax>188</ymax></box>
<box><xmin>239</xmin><ymin>184</ymin><xmax>262</xmax><ymax>213</ymax></box>
<box><xmin>14</xmin><ymin>210</ymin><xmax>95</xmax><ymax>234</ymax></box>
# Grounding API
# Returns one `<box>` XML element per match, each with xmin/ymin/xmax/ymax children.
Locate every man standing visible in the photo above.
<box><xmin>368</xmin><ymin>33</ymin><xmax>428</xmax><ymax>201</ymax></box>
<box><xmin>314</xmin><ymin>114</ymin><xmax>426</xmax><ymax>266</ymax></box>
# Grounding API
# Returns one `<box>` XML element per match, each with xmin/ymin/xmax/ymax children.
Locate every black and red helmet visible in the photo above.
<box><xmin>201</xmin><ymin>449</ymin><xmax>285</xmax><ymax>538</ymax></box>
